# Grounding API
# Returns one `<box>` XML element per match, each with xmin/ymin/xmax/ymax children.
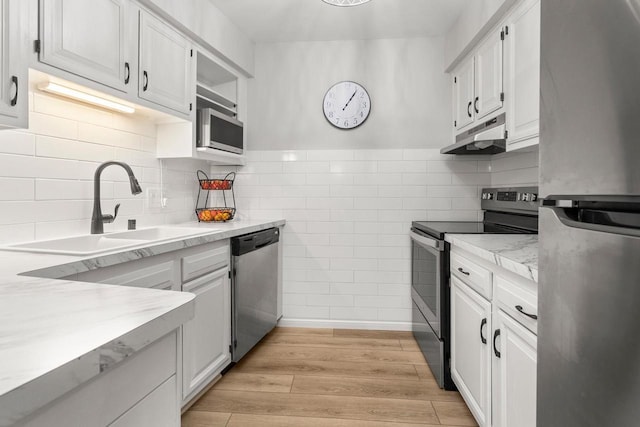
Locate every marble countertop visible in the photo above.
<box><xmin>445</xmin><ymin>234</ymin><xmax>538</xmax><ymax>282</ymax></box>
<box><xmin>0</xmin><ymin>218</ymin><xmax>285</xmax><ymax>426</ymax></box>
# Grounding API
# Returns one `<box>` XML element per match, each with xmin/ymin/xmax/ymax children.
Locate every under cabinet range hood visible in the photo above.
<box><xmin>441</xmin><ymin>113</ymin><xmax>506</xmax><ymax>155</ymax></box>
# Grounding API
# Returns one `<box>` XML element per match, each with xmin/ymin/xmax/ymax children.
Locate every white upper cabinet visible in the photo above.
<box><xmin>504</xmin><ymin>0</ymin><xmax>540</xmax><ymax>149</ymax></box>
<box><xmin>452</xmin><ymin>27</ymin><xmax>504</xmax><ymax>134</ymax></box>
<box><xmin>475</xmin><ymin>29</ymin><xmax>504</xmax><ymax>121</ymax></box>
<box><xmin>453</xmin><ymin>57</ymin><xmax>475</xmax><ymax>130</ymax></box>
<box><xmin>40</xmin><ymin>0</ymin><xmax>135</xmax><ymax>93</ymax></box>
<box><xmin>138</xmin><ymin>10</ymin><xmax>193</xmax><ymax>115</ymax></box>
<box><xmin>492</xmin><ymin>309</ymin><xmax>537</xmax><ymax>427</ymax></box>
<box><xmin>451</xmin><ymin>276</ymin><xmax>492</xmax><ymax>427</ymax></box>
<box><xmin>0</xmin><ymin>0</ymin><xmax>28</xmax><ymax>129</ymax></box>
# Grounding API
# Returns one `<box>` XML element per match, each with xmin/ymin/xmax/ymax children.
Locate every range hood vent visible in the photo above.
<box><xmin>441</xmin><ymin>113</ymin><xmax>506</xmax><ymax>155</ymax></box>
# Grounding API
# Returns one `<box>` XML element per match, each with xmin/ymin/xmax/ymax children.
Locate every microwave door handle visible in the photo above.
<box><xmin>410</xmin><ymin>231</ymin><xmax>444</xmax><ymax>252</ymax></box>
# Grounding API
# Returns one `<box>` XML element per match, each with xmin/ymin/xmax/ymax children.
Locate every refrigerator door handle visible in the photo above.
<box><xmin>541</xmin><ymin>206</ymin><xmax>640</xmax><ymax>238</ymax></box>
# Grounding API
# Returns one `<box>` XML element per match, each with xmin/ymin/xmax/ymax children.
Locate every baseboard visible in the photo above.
<box><xmin>277</xmin><ymin>318</ymin><xmax>412</xmax><ymax>331</ymax></box>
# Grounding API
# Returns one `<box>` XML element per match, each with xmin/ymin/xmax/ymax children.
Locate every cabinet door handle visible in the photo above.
<box><xmin>143</xmin><ymin>71</ymin><xmax>149</xmax><ymax>91</ymax></box>
<box><xmin>516</xmin><ymin>305</ymin><xmax>538</xmax><ymax>320</ymax></box>
<box><xmin>467</xmin><ymin>101</ymin><xmax>472</xmax><ymax>117</ymax></box>
<box><xmin>474</xmin><ymin>96</ymin><xmax>479</xmax><ymax>114</ymax></box>
<box><xmin>480</xmin><ymin>318</ymin><xmax>487</xmax><ymax>344</ymax></box>
<box><xmin>493</xmin><ymin>329</ymin><xmax>501</xmax><ymax>358</ymax></box>
<box><xmin>457</xmin><ymin>267</ymin><xmax>470</xmax><ymax>276</ymax></box>
<box><xmin>10</xmin><ymin>76</ymin><xmax>18</xmax><ymax>107</ymax></box>
<box><xmin>124</xmin><ymin>62</ymin><xmax>130</xmax><ymax>84</ymax></box>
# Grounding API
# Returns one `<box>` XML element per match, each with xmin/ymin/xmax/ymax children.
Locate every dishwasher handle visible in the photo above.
<box><xmin>231</xmin><ymin>227</ymin><xmax>280</xmax><ymax>256</ymax></box>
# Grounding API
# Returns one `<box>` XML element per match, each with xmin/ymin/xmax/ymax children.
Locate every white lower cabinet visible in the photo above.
<box><xmin>451</xmin><ymin>276</ymin><xmax>492</xmax><ymax>427</ymax></box>
<box><xmin>450</xmin><ymin>250</ymin><xmax>538</xmax><ymax>427</ymax></box>
<box><xmin>181</xmin><ymin>267</ymin><xmax>231</xmax><ymax>402</ymax></box>
<box><xmin>62</xmin><ymin>239</ymin><xmax>233</xmax><ymax>408</ymax></box>
<box><xmin>492</xmin><ymin>310</ymin><xmax>537</xmax><ymax>427</ymax></box>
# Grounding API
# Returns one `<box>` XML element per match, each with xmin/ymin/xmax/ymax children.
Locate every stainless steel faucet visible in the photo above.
<box><xmin>91</xmin><ymin>161</ymin><xmax>142</xmax><ymax>234</ymax></box>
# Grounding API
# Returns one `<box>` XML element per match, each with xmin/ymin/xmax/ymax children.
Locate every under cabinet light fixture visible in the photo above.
<box><xmin>321</xmin><ymin>0</ymin><xmax>371</xmax><ymax>6</ymax></box>
<box><xmin>38</xmin><ymin>82</ymin><xmax>136</xmax><ymax>114</ymax></box>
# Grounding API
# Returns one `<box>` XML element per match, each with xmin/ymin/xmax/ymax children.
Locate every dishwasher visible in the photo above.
<box><xmin>230</xmin><ymin>227</ymin><xmax>279</xmax><ymax>362</ymax></box>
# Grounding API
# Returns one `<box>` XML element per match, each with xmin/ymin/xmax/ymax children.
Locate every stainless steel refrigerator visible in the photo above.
<box><xmin>538</xmin><ymin>0</ymin><xmax>640</xmax><ymax>426</ymax></box>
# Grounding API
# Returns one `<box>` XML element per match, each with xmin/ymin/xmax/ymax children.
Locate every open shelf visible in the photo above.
<box><xmin>196</xmin><ymin>86</ymin><xmax>237</xmax><ymax>118</ymax></box>
<box><xmin>196</xmin><ymin>84</ymin><xmax>236</xmax><ymax>109</ymax></box>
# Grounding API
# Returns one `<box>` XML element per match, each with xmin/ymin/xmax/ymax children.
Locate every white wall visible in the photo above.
<box><xmin>0</xmin><ymin>90</ymin><xmax>207</xmax><ymax>244</ymax></box>
<box><xmin>248</xmin><ymin>37</ymin><xmax>451</xmax><ymax>151</ymax></box>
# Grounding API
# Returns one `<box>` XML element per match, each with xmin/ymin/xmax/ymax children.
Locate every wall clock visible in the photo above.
<box><xmin>323</xmin><ymin>81</ymin><xmax>371</xmax><ymax>130</ymax></box>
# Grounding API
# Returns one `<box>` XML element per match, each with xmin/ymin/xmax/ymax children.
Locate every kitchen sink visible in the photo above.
<box><xmin>106</xmin><ymin>226</ymin><xmax>214</xmax><ymax>241</ymax></box>
<box><xmin>4</xmin><ymin>227</ymin><xmax>216</xmax><ymax>256</ymax></box>
<box><xmin>4</xmin><ymin>235</ymin><xmax>149</xmax><ymax>256</ymax></box>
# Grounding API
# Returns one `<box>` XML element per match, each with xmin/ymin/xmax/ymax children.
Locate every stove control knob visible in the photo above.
<box><xmin>521</xmin><ymin>193</ymin><xmax>538</xmax><ymax>202</ymax></box>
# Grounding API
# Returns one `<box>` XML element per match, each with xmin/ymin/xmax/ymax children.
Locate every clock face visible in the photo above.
<box><xmin>323</xmin><ymin>81</ymin><xmax>371</xmax><ymax>130</ymax></box>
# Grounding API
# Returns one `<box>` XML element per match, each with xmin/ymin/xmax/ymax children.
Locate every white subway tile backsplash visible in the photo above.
<box><xmin>238</xmin><ymin>162</ymin><xmax>283</xmax><ymax>174</ymax></box>
<box><xmin>28</xmin><ymin>112</ymin><xmax>78</xmax><ymax>140</ymax></box>
<box><xmin>307</xmin><ymin>294</ymin><xmax>354</xmax><ymax>307</ymax></box>
<box><xmin>207</xmin><ymin>147</ymin><xmax>537</xmax><ymax>326</ymax></box>
<box><xmin>353</xmin><ymin>173</ymin><xmax>402</xmax><ymax>186</ymax></box>
<box><xmin>0</xmin><ymin>178</ymin><xmax>34</xmax><ymax>201</ymax></box>
<box><xmin>36</xmin><ymin>179</ymin><xmax>113</xmax><ymax>201</ymax></box>
<box><xmin>306</xmin><ymin>150</ymin><xmax>354</xmax><ymax>161</ymax></box>
<box><xmin>284</xmin><ymin>161</ymin><xmax>330</xmax><ymax>174</ymax></box>
<box><xmin>287</xmin><ymin>305</ymin><xmax>330</xmax><ymax>319</ymax></box>
<box><xmin>427</xmin><ymin>160</ymin><xmax>478</xmax><ymax>173</ymax></box>
<box><xmin>0</xmin><ymin>223</ymin><xmax>35</xmax><ymax>244</ymax></box>
<box><xmin>0</xmin><ymin>131</ymin><xmax>36</xmax><ymax>155</ymax></box>
<box><xmin>378</xmin><ymin>161</ymin><xmax>427</xmax><ymax>173</ymax></box>
<box><xmin>33</xmin><ymin>92</ymin><xmax>114</xmax><ymax>128</ymax></box>
<box><xmin>330</xmin><ymin>282</ymin><xmax>378</xmax><ymax>296</ymax></box>
<box><xmin>36</xmin><ymin>135</ymin><xmax>115</xmax><ymax>162</ymax></box>
<box><xmin>0</xmin><ymin>89</ymin><xmax>203</xmax><ymax>243</ymax></box>
<box><xmin>77</xmin><ymin>123</ymin><xmax>142</xmax><ymax>150</ymax></box>
<box><xmin>330</xmin><ymin>307</ymin><xmax>378</xmax><ymax>321</ymax></box>
<box><xmin>330</xmin><ymin>160</ymin><xmax>377</xmax><ymax>174</ymax></box>
<box><xmin>354</xmin><ymin>149</ymin><xmax>403</xmax><ymax>161</ymax></box>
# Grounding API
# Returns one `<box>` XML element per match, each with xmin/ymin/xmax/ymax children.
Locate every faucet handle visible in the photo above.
<box><xmin>102</xmin><ymin>203</ymin><xmax>120</xmax><ymax>224</ymax></box>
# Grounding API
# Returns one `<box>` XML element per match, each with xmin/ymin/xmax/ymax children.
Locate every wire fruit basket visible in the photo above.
<box><xmin>195</xmin><ymin>170</ymin><xmax>236</xmax><ymax>222</ymax></box>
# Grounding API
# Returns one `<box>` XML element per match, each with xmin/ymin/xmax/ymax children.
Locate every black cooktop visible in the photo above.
<box><xmin>412</xmin><ymin>220</ymin><xmax>536</xmax><ymax>240</ymax></box>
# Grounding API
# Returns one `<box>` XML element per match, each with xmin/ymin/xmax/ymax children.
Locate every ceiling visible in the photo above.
<box><xmin>208</xmin><ymin>0</ymin><xmax>469</xmax><ymax>43</ymax></box>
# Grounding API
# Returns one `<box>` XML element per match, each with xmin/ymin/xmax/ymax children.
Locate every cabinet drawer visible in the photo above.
<box><xmin>20</xmin><ymin>332</ymin><xmax>177</xmax><ymax>427</ymax></box>
<box><xmin>181</xmin><ymin>242</ymin><xmax>229</xmax><ymax>283</ymax></box>
<box><xmin>495</xmin><ymin>275</ymin><xmax>537</xmax><ymax>334</ymax></box>
<box><xmin>101</xmin><ymin>261</ymin><xmax>176</xmax><ymax>290</ymax></box>
<box><xmin>72</xmin><ymin>256</ymin><xmax>178</xmax><ymax>291</ymax></box>
<box><xmin>451</xmin><ymin>252</ymin><xmax>492</xmax><ymax>299</ymax></box>
<box><xmin>110</xmin><ymin>376</ymin><xmax>178</xmax><ymax>427</ymax></box>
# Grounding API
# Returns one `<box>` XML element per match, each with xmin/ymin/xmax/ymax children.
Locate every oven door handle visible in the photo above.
<box><xmin>410</xmin><ymin>231</ymin><xmax>444</xmax><ymax>251</ymax></box>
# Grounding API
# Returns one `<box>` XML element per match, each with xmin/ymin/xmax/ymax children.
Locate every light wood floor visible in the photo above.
<box><xmin>182</xmin><ymin>327</ymin><xmax>477</xmax><ymax>427</ymax></box>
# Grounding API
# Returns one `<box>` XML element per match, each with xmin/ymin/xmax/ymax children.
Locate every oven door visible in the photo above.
<box><xmin>410</xmin><ymin>229</ymin><xmax>445</xmax><ymax>338</ymax></box>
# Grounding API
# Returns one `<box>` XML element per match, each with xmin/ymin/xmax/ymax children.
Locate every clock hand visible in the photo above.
<box><xmin>342</xmin><ymin>90</ymin><xmax>358</xmax><ymax>111</ymax></box>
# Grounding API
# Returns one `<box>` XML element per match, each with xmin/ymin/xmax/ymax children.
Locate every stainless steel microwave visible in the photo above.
<box><xmin>196</xmin><ymin>108</ymin><xmax>244</xmax><ymax>155</ymax></box>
